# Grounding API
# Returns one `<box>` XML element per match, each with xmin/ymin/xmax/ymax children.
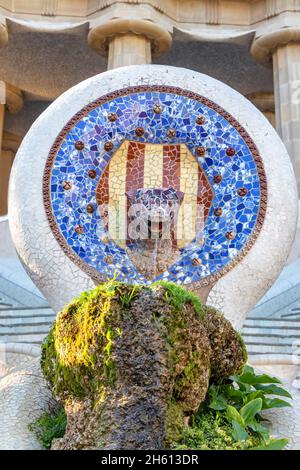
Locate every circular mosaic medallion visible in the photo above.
<box><xmin>44</xmin><ymin>86</ymin><xmax>267</xmax><ymax>286</ymax></box>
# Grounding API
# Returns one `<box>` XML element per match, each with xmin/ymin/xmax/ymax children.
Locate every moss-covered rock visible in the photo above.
<box><xmin>201</xmin><ymin>305</ymin><xmax>247</xmax><ymax>382</ymax></box>
<box><xmin>41</xmin><ymin>281</ymin><xmax>246</xmax><ymax>450</ymax></box>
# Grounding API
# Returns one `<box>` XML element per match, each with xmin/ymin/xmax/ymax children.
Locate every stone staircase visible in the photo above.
<box><xmin>0</xmin><ymin>275</ymin><xmax>55</xmax><ymax>345</ymax></box>
<box><xmin>242</xmin><ymin>314</ymin><xmax>300</xmax><ymax>356</ymax></box>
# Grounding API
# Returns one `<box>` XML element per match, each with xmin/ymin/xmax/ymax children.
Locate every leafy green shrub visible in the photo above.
<box><xmin>29</xmin><ymin>407</ymin><xmax>67</xmax><ymax>449</ymax></box>
<box><xmin>172</xmin><ymin>365</ymin><xmax>291</xmax><ymax>450</ymax></box>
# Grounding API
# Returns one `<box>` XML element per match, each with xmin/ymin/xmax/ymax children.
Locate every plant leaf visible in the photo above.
<box><xmin>240</xmin><ymin>398</ymin><xmax>262</xmax><ymax>424</ymax></box>
<box><xmin>246</xmin><ymin>390</ymin><xmax>264</xmax><ymax>402</ymax></box>
<box><xmin>209</xmin><ymin>395</ymin><xmax>228</xmax><ymax>411</ymax></box>
<box><xmin>255</xmin><ymin>384</ymin><xmax>292</xmax><ymax>399</ymax></box>
<box><xmin>250</xmin><ymin>438</ymin><xmax>289</xmax><ymax>450</ymax></box>
<box><xmin>226</xmin><ymin>405</ymin><xmax>245</xmax><ymax>426</ymax></box>
<box><xmin>243</xmin><ymin>364</ymin><xmax>255</xmax><ymax>375</ymax></box>
<box><xmin>262</xmin><ymin>397</ymin><xmax>292</xmax><ymax>410</ymax></box>
<box><xmin>248</xmin><ymin>420</ymin><xmax>270</xmax><ymax>442</ymax></box>
<box><xmin>232</xmin><ymin>420</ymin><xmax>249</xmax><ymax>442</ymax></box>
<box><xmin>234</xmin><ymin>372</ymin><xmax>282</xmax><ymax>385</ymax></box>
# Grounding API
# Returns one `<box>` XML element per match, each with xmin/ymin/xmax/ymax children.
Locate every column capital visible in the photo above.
<box><xmin>5</xmin><ymin>84</ymin><xmax>24</xmax><ymax>114</ymax></box>
<box><xmin>88</xmin><ymin>18</ymin><xmax>172</xmax><ymax>58</ymax></box>
<box><xmin>2</xmin><ymin>131</ymin><xmax>22</xmax><ymax>153</ymax></box>
<box><xmin>246</xmin><ymin>92</ymin><xmax>275</xmax><ymax>114</ymax></box>
<box><xmin>251</xmin><ymin>27</ymin><xmax>300</xmax><ymax>67</ymax></box>
<box><xmin>0</xmin><ymin>22</ymin><xmax>8</xmax><ymax>48</ymax></box>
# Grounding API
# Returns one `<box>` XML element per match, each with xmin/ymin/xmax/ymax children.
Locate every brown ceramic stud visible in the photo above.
<box><xmin>86</xmin><ymin>204</ymin><xmax>95</xmax><ymax>214</ymax></box>
<box><xmin>108</xmin><ymin>112</ymin><xmax>118</xmax><ymax>122</ymax></box>
<box><xmin>101</xmin><ymin>235</ymin><xmax>110</xmax><ymax>244</ymax></box>
<box><xmin>226</xmin><ymin>147</ymin><xmax>236</xmax><ymax>157</ymax></box>
<box><xmin>192</xmin><ymin>257</ymin><xmax>202</xmax><ymax>267</ymax></box>
<box><xmin>196</xmin><ymin>146</ymin><xmax>206</xmax><ymax>157</ymax></box>
<box><xmin>214</xmin><ymin>207</ymin><xmax>223</xmax><ymax>217</ymax></box>
<box><xmin>104</xmin><ymin>255</ymin><xmax>114</xmax><ymax>264</ymax></box>
<box><xmin>167</xmin><ymin>128</ymin><xmax>176</xmax><ymax>138</ymax></box>
<box><xmin>88</xmin><ymin>169</ymin><xmax>97</xmax><ymax>179</ymax></box>
<box><xmin>213</xmin><ymin>174</ymin><xmax>222</xmax><ymax>184</ymax></box>
<box><xmin>196</xmin><ymin>115</ymin><xmax>206</xmax><ymax>125</ymax></box>
<box><xmin>75</xmin><ymin>225</ymin><xmax>84</xmax><ymax>235</ymax></box>
<box><xmin>153</xmin><ymin>103</ymin><xmax>163</xmax><ymax>114</ymax></box>
<box><xmin>238</xmin><ymin>187</ymin><xmax>248</xmax><ymax>197</ymax></box>
<box><xmin>225</xmin><ymin>231</ymin><xmax>235</xmax><ymax>240</ymax></box>
<box><xmin>135</xmin><ymin>127</ymin><xmax>145</xmax><ymax>137</ymax></box>
<box><xmin>62</xmin><ymin>181</ymin><xmax>72</xmax><ymax>190</ymax></box>
<box><xmin>75</xmin><ymin>140</ymin><xmax>85</xmax><ymax>151</ymax></box>
<box><xmin>104</xmin><ymin>141</ymin><xmax>114</xmax><ymax>151</ymax></box>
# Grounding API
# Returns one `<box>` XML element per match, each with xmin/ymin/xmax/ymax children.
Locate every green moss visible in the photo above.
<box><xmin>151</xmin><ymin>281</ymin><xmax>203</xmax><ymax>318</ymax></box>
<box><xmin>41</xmin><ymin>280</ymin><xmax>132</xmax><ymax>400</ymax></box>
<box><xmin>236</xmin><ymin>331</ymin><xmax>248</xmax><ymax>364</ymax></box>
<box><xmin>41</xmin><ymin>280</ymin><xmax>248</xmax><ymax>449</ymax></box>
<box><xmin>29</xmin><ymin>407</ymin><xmax>67</xmax><ymax>449</ymax></box>
<box><xmin>165</xmin><ymin>400</ymin><xmax>185</xmax><ymax>445</ymax></box>
<box><xmin>172</xmin><ymin>409</ymin><xmax>260</xmax><ymax>450</ymax></box>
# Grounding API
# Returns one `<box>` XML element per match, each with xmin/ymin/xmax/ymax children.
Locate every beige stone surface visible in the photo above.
<box><xmin>0</xmin><ymin>357</ymin><xmax>57</xmax><ymax>450</ymax></box>
<box><xmin>108</xmin><ymin>34</ymin><xmax>151</xmax><ymax>69</ymax></box>
<box><xmin>273</xmin><ymin>43</ymin><xmax>300</xmax><ymax>192</ymax></box>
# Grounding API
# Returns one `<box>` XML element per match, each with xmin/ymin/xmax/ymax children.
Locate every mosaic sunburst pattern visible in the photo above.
<box><xmin>44</xmin><ymin>86</ymin><xmax>267</xmax><ymax>286</ymax></box>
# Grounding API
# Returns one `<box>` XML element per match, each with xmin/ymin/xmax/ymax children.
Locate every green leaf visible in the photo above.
<box><xmin>208</xmin><ymin>385</ymin><xmax>228</xmax><ymax>410</ymax></box>
<box><xmin>240</xmin><ymin>398</ymin><xmax>262</xmax><ymax>424</ymax></box>
<box><xmin>250</xmin><ymin>438</ymin><xmax>289</xmax><ymax>450</ymax></box>
<box><xmin>255</xmin><ymin>384</ymin><xmax>292</xmax><ymax>399</ymax></box>
<box><xmin>243</xmin><ymin>364</ymin><xmax>255</xmax><ymax>375</ymax></box>
<box><xmin>232</xmin><ymin>420</ymin><xmax>249</xmax><ymax>442</ymax></box>
<box><xmin>262</xmin><ymin>397</ymin><xmax>292</xmax><ymax>410</ymax></box>
<box><xmin>248</xmin><ymin>420</ymin><xmax>270</xmax><ymax>441</ymax></box>
<box><xmin>222</xmin><ymin>385</ymin><xmax>244</xmax><ymax>402</ymax></box>
<box><xmin>246</xmin><ymin>390</ymin><xmax>264</xmax><ymax>402</ymax></box>
<box><xmin>226</xmin><ymin>405</ymin><xmax>245</xmax><ymax>426</ymax></box>
<box><xmin>235</xmin><ymin>372</ymin><xmax>282</xmax><ymax>385</ymax></box>
<box><xmin>209</xmin><ymin>395</ymin><xmax>227</xmax><ymax>411</ymax></box>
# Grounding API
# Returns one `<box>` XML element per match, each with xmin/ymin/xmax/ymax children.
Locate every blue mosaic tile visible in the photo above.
<box><xmin>44</xmin><ymin>87</ymin><xmax>267</xmax><ymax>286</ymax></box>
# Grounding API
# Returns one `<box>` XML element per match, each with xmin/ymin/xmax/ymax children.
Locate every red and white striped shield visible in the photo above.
<box><xmin>96</xmin><ymin>140</ymin><xmax>214</xmax><ymax>249</ymax></box>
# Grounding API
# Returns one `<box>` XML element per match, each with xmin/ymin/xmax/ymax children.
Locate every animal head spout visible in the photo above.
<box><xmin>125</xmin><ymin>187</ymin><xmax>184</xmax><ymax>239</ymax></box>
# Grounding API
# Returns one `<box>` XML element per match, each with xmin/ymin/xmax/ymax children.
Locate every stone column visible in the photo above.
<box><xmin>272</xmin><ymin>44</ymin><xmax>300</xmax><ymax>183</ymax></box>
<box><xmin>107</xmin><ymin>33</ymin><xmax>151</xmax><ymax>69</ymax></box>
<box><xmin>88</xmin><ymin>19</ymin><xmax>172</xmax><ymax>69</ymax></box>
<box><xmin>0</xmin><ymin>84</ymin><xmax>23</xmax><ymax>216</ymax></box>
<box><xmin>251</xmin><ymin>28</ymin><xmax>300</xmax><ymax>192</ymax></box>
<box><xmin>0</xmin><ymin>132</ymin><xmax>22</xmax><ymax>216</ymax></box>
<box><xmin>246</xmin><ymin>92</ymin><xmax>275</xmax><ymax>128</ymax></box>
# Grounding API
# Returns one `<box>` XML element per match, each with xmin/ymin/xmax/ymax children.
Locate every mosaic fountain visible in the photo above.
<box><xmin>39</xmin><ymin>80</ymin><xmax>275</xmax><ymax>310</ymax></box>
<box><xmin>6</xmin><ymin>65</ymin><xmax>300</xmax><ymax>449</ymax></box>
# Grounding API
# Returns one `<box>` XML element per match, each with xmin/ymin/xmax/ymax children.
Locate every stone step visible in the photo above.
<box><xmin>246</xmin><ymin>344</ymin><xmax>294</xmax><ymax>355</ymax></box>
<box><xmin>0</xmin><ymin>275</ymin><xmax>48</xmax><ymax>308</ymax></box>
<box><xmin>0</xmin><ymin>309</ymin><xmax>55</xmax><ymax>320</ymax></box>
<box><xmin>0</xmin><ymin>323</ymin><xmax>52</xmax><ymax>335</ymax></box>
<box><xmin>243</xmin><ymin>326</ymin><xmax>300</xmax><ymax>336</ymax></box>
<box><xmin>0</xmin><ymin>316</ymin><xmax>54</xmax><ymax>327</ymax></box>
<box><xmin>244</xmin><ymin>318</ymin><xmax>300</xmax><ymax>328</ymax></box>
<box><xmin>243</xmin><ymin>335</ymin><xmax>298</xmax><ymax>346</ymax></box>
<box><xmin>0</xmin><ymin>332</ymin><xmax>47</xmax><ymax>344</ymax></box>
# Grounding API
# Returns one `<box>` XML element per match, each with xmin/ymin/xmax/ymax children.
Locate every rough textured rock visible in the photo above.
<box><xmin>41</xmin><ymin>282</ymin><xmax>246</xmax><ymax>450</ymax></box>
<box><xmin>202</xmin><ymin>306</ymin><xmax>247</xmax><ymax>382</ymax></box>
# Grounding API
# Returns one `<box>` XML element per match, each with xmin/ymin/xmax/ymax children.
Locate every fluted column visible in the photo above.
<box><xmin>0</xmin><ymin>84</ymin><xmax>23</xmax><ymax>216</ymax></box>
<box><xmin>88</xmin><ymin>18</ymin><xmax>172</xmax><ymax>69</ymax></box>
<box><xmin>251</xmin><ymin>26</ymin><xmax>300</xmax><ymax>192</ymax></box>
